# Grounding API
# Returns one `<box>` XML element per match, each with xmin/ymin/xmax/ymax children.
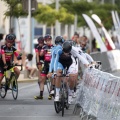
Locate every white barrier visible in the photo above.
<box><xmin>75</xmin><ymin>68</ymin><xmax>120</xmax><ymax>120</ymax></box>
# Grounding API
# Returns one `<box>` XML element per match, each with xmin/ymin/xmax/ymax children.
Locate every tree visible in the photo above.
<box><xmin>50</xmin><ymin>0</ymin><xmax>120</xmax><ymax>29</ymax></box>
<box><xmin>1</xmin><ymin>0</ymin><xmax>26</xmax><ymax>33</ymax></box>
<box><xmin>34</xmin><ymin>3</ymin><xmax>74</xmax><ymax>26</ymax></box>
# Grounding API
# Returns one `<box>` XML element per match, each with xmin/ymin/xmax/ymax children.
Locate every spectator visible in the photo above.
<box><xmin>79</xmin><ymin>36</ymin><xmax>90</xmax><ymax>53</ymax></box>
<box><xmin>63</xmin><ymin>34</ymin><xmax>68</xmax><ymax>41</ymax></box>
<box><xmin>25</xmin><ymin>54</ymin><xmax>37</xmax><ymax>79</ymax></box>
<box><xmin>72</xmin><ymin>32</ymin><xmax>80</xmax><ymax>46</ymax></box>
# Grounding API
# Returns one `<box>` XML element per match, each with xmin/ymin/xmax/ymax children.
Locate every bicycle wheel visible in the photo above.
<box><xmin>61</xmin><ymin>93</ymin><xmax>65</xmax><ymax>116</ymax></box>
<box><xmin>61</xmin><ymin>86</ymin><xmax>65</xmax><ymax>117</ymax></box>
<box><xmin>64</xmin><ymin>84</ymin><xmax>69</xmax><ymax>110</ymax></box>
<box><xmin>54</xmin><ymin>88</ymin><xmax>60</xmax><ymax>113</ymax></box>
<box><xmin>11</xmin><ymin>75</ymin><xmax>18</xmax><ymax>100</ymax></box>
<box><xmin>0</xmin><ymin>83</ymin><xmax>7</xmax><ymax>98</ymax></box>
<box><xmin>65</xmin><ymin>90</ymin><xmax>69</xmax><ymax>110</ymax></box>
<box><xmin>54</xmin><ymin>101</ymin><xmax>60</xmax><ymax>113</ymax></box>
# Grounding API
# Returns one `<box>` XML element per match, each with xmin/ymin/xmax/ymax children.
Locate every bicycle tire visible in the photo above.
<box><xmin>61</xmin><ymin>84</ymin><xmax>65</xmax><ymax>117</ymax></box>
<box><xmin>11</xmin><ymin>75</ymin><xmax>18</xmax><ymax>100</ymax></box>
<box><xmin>54</xmin><ymin>88</ymin><xmax>60</xmax><ymax>113</ymax></box>
<box><xmin>54</xmin><ymin>101</ymin><xmax>60</xmax><ymax>113</ymax></box>
<box><xmin>61</xmin><ymin>93</ymin><xmax>65</xmax><ymax>116</ymax></box>
<box><xmin>64</xmin><ymin>84</ymin><xmax>69</xmax><ymax>110</ymax></box>
<box><xmin>0</xmin><ymin>84</ymin><xmax>7</xmax><ymax>98</ymax></box>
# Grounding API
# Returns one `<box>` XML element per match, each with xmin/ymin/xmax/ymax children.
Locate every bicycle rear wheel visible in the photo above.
<box><xmin>0</xmin><ymin>83</ymin><xmax>7</xmax><ymax>98</ymax></box>
<box><xmin>11</xmin><ymin>75</ymin><xmax>18</xmax><ymax>100</ymax></box>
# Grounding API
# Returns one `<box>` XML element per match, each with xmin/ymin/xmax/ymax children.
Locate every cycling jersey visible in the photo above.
<box><xmin>40</xmin><ymin>44</ymin><xmax>53</xmax><ymax>76</ymax></box>
<box><xmin>49</xmin><ymin>45</ymin><xmax>62</xmax><ymax>73</ymax></box>
<box><xmin>71</xmin><ymin>46</ymin><xmax>93</xmax><ymax>63</ymax></box>
<box><xmin>59</xmin><ymin>53</ymin><xmax>72</xmax><ymax>69</ymax></box>
<box><xmin>43</xmin><ymin>44</ymin><xmax>53</xmax><ymax>62</ymax></box>
<box><xmin>0</xmin><ymin>44</ymin><xmax>19</xmax><ymax>75</ymax></box>
<box><xmin>49</xmin><ymin>45</ymin><xmax>78</xmax><ymax>74</ymax></box>
<box><xmin>35</xmin><ymin>44</ymin><xmax>46</xmax><ymax>62</ymax></box>
<box><xmin>1</xmin><ymin>45</ymin><xmax>18</xmax><ymax>62</ymax></box>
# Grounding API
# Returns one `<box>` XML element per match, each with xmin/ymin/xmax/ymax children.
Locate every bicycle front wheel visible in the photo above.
<box><xmin>11</xmin><ymin>75</ymin><xmax>18</xmax><ymax>100</ymax></box>
<box><xmin>0</xmin><ymin>84</ymin><xmax>7</xmax><ymax>98</ymax></box>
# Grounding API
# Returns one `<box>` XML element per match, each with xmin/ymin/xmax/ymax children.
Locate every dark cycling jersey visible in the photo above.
<box><xmin>35</xmin><ymin>44</ymin><xmax>46</xmax><ymax>61</ymax></box>
<box><xmin>59</xmin><ymin>53</ymin><xmax>72</xmax><ymax>69</ymax></box>
<box><xmin>1</xmin><ymin>45</ymin><xmax>18</xmax><ymax>62</ymax></box>
<box><xmin>43</xmin><ymin>44</ymin><xmax>53</xmax><ymax>62</ymax></box>
<box><xmin>41</xmin><ymin>44</ymin><xmax>53</xmax><ymax>76</ymax></box>
<box><xmin>0</xmin><ymin>45</ymin><xmax>19</xmax><ymax>75</ymax></box>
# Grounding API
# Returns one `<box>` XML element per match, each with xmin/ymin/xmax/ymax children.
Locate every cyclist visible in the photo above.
<box><xmin>0</xmin><ymin>34</ymin><xmax>21</xmax><ymax>90</ymax></box>
<box><xmin>34</xmin><ymin>34</ymin><xmax>53</xmax><ymax>100</ymax></box>
<box><xmin>47</xmin><ymin>37</ymin><xmax>89</xmax><ymax>104</ymax></box>
<box><xmin>34</xmin><ymin>36</ymin><xmax>45</xmax><ymax>98</ymax></box>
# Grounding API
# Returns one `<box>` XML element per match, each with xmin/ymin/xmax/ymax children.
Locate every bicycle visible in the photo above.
<box><xmin>0</xmin><ymin>63</ymin><xmax>23</xmax><ymax>100</ymax></box>
<box><xmin>54</xmin><ymin>68</ymin><xmax>69</xmax><ymax>117</ymax></box>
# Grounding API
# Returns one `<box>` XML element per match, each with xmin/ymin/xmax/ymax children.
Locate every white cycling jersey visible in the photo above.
<box><xmin>71</xmin><ymin>46</ymin><xmax>94</xmax><ymax>64</ymax></box>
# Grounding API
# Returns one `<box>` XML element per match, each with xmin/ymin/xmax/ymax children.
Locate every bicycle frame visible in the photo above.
<box><xmin>0</xmin><ymin>64</ymin><xmax>22</xmax><ymax>99</ymax></box>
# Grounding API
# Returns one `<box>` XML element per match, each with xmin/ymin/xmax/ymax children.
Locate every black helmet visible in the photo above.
<box><xmin>55</xmin><ymin>36</ymin><xmax>64</xmax><ymax>45</ymax></box>
<box><xmin>38</xmin><ymin>36</ymin><xmax>44</xmax><ymax>44</ymax></box>
<box><xmin>62</xmin><ymin>41</ymin><xmax>72</xmax><ymax>53</ymax></box>
<box><xmin>44</xmin><ymin>34</ymin><xmax>52</xmax><ymax>41</ymax></box>
<box><xmin>5</xmin><ymin>34</ymin><xmax>15</xmax><ymax>42</ymax></box>
<box><xmin>11</xmin><ymin>34</ymin><xmax>16</xmax><ymax>40</ymax></box>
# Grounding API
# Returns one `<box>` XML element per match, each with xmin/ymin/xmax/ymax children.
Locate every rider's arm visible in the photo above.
<box><xmin>1</xmin><ymin>46</ymin><xmax>6</xmax><ymax>65</ymax></box>
<box><xmin>71</xmin><ymin>46</ymin><xmax>89</xmax><ymax>66</ymax></box>
<box><xmin>35</xmin><ymin>46</ymin><xmax>40</xmax><ymax>64</ymax></box>
<box><xmin>49</xmin><ymin>47</ymin><xmax>55</xmax><ymax>73</ymax></box>
<box><xmin>54</xmin><ymin>48</ymin><xmax>62</xmax><ymax>73</ymax></box>
<box><xmin>85</xmin><ymin>53</ymin><xmax>94</xmax><ymax>63</ymax></box>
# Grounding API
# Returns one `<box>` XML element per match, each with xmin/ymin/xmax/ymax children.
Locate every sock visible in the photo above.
<box><xmin>68</xmin><ymin>89</ymin><xmax>73</xmax><ymax>96</ymax></box>
<box><xmin>40</xmin><ymin>91</ymin><xmax>43</xmax><ymax>97</ymax></box>
<box><xmin>56</xmin><ymin>88</ymin><xmax>60</xmax><ymax>96</ymax></box>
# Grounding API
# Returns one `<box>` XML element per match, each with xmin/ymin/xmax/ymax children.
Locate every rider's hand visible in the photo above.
<box><xmin>4</xmin><ymin>64</ymin><xmax>8</xmax><ymax>69</ymax></box>
<box><xmin>47</xmin><ymin>72</ymin><xmax>53</xmax><ymax>78</ymax></box>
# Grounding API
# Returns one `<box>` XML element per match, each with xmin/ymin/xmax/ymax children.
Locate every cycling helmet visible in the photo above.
<box><xmin>5</xmin><ymin>34</ymin><xmax>15</xmax><ymax>43</ymax></box>
<box><xmin>62</xmin><ymin>41</ymin><xmax>72</xmax><ymax>53</ymax></box>
<box><xmin>55</xmin><ymin>36</ymin><xmax>64</xmax><ymax>45</ymax></box>
<box><xmin>44</xmin><ymin>34</ymin><xmax>52</xmax><ymax>41</ymax></box>
<box><xmin>11</xmin><ymin>34</ymin><xmax>16</xmax><ymax>40</ymax></box>
<box><xmin>38</xmin><ymin>36</ymin><xmax>44</xmax><ymax>44</ymax></box>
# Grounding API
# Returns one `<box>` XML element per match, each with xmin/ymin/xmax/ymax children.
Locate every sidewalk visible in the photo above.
<box><xmin>18</xmin><ymin>73</ymin><xmax>38</xmax><ymax>83</ymax></box>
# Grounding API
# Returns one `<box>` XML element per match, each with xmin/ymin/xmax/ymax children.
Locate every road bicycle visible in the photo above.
<box><xmin>54</xmin><ymin>68</ymin><xmax>69</xmax><ymax>117</ymax></box>
<box><xmin>0</xmin><ymin>64</ymin><xmax>22</xmax><ymax>100</ymax></box>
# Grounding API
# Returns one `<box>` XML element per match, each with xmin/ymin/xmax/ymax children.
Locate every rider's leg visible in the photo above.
<box><xmin>0</xmin><ymin>67</ymin><xmax>4</xmax><ymax>89</ymax></box>
<box><xmin>40</xmin><ymin>75</ymin><xmax>46</xmax><ymax>98</ymax></box>
<box><xmin>54</xmin><ymin>69</ymin><xmax>62</xmax><ymax>101</ymax></box>
<box><xmin>37</xmin><ymin>65</ymin><xmax>42</xmax><ymax>85</ymax></box>
<box><xmin>14</xmin><ymin>67</ymin><xmax>20</xmax><ymax>79</ymax></box>
<box><xmin>0</xmin><ymin>75</ymin><xmax>4</xmax><ymax>89</ymax></box>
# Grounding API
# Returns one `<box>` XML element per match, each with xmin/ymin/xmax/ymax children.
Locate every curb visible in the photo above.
<box><xmin>18</xmin><ymin>78</ymin><xmax>38</xmax><ymax>83</ymax></box>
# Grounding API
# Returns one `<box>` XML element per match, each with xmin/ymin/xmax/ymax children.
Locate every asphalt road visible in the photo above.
<box><xmin>0</xmin><ymin>82</ymin><xmax>79</xmax><ymax>120</ymax></box>
<box><xmin>0</xmin><ymin>70</ymin><xmax>120</xmax><ymax>120</ymax></box>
